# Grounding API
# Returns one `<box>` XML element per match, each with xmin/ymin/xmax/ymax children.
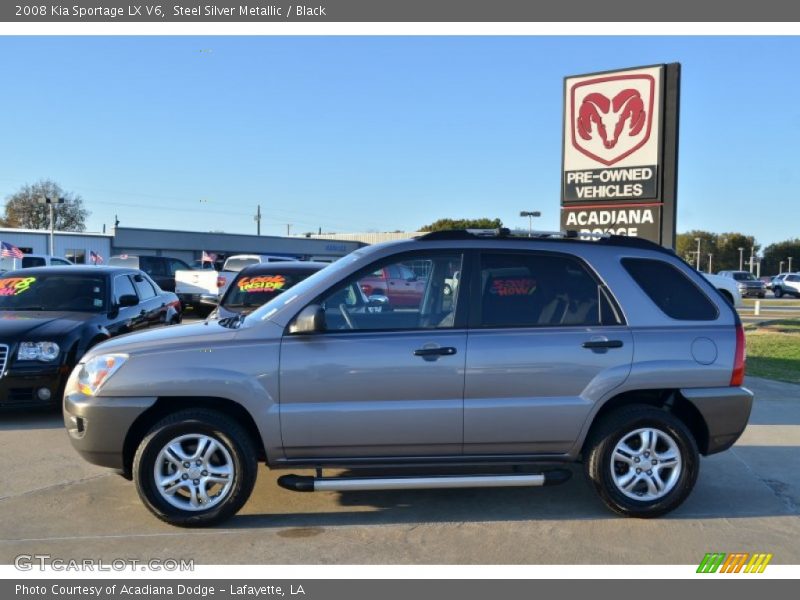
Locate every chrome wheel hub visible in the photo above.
<box><xmin>610</xmin><ymin>427</ymin><xmax>682</xmax><ymax>501</ymax></box>
<box><xmin>154</xmin><ymin>434</ymin><xmax>234</xmax><ymax>511</ymax></box>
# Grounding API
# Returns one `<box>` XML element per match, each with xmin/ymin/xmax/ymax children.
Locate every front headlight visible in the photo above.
<box><xmin>18</xmin><ymin>341</ymin><xmax>60</xmax><ymax>362</ymax></box>
<box><xmin>77</xmin><ymin>354</ymin><xmax>128</xmax><ymax>396</ymax></box>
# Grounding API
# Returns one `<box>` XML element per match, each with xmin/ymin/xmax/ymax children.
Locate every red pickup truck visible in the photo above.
<box><xmin>358</xmin><ymin>264</ymin><xmax>426</xmax><ymax>307</ymax></box>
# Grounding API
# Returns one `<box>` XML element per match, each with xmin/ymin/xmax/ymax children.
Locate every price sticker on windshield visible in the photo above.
<box><xmin>0</xmin><ymin>277</ymin><xmax>36</xmax><ymax>296</ymax></box>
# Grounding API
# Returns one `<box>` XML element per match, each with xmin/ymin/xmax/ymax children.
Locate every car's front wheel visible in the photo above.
<box><xmin>133</xmin><ymin>409</ymin><xmax>257</xmax><ymax>527</ymax></box>
<box><xmin>774</xmin><ymin>287</ymin><xmax>783</xmax><ymax>298</ymax></box>
<box><xmin>584</xmin><ymin>405</ymin><xmax>699</xmax><ymax>518</ymax></box>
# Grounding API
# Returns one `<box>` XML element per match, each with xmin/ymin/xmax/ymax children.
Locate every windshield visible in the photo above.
<box><xmin>249</xmin><ymin>251</ymin><xmax>367</xmax><ymax>322</ymax></box>
<box><xmin>221</xmin><ymin>270</ymin><xmax>317</xmax><ymax>312</ymax></box>
<box><xmin>0</xmin><ymin>274</ymin><xmax>106</xmax><ymax>312</ymax></box>
<box><xmin>732</xmin><ymin>272</ymin><xmax>756</xmax><ymax>281</ymax></box>
<box><xmin>224</xmin><ymin>257</ymin><xmax>259</xmax><ymax>272</ymax></box>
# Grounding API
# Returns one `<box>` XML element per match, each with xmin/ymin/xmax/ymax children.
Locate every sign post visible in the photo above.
<box><xmin>560</xmin><ymin>63</ymin><xmax>680</xmax><ymax>248</ymax></box>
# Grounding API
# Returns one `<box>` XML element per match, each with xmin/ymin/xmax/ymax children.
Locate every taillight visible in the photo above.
<box><xmin>217</xmin><ymin>276</ymin><xmax>226</xmax><ymax>288</ymax></box>
<box><xmin>730</xmin><ymin>323</ymin><xmax>746</xmax><ymax>386</ymax></box>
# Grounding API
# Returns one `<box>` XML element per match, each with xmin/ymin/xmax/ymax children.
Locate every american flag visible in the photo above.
<box><xmin>0</xmin><ymin>241</ymin><xmax>24</xmax><ymax>259</ymax></box>
<box><xmin>201</xmin><ymin>250</ymin><xmax>217</xmax><ymax>263</ymax></box>
<box><xmin>90</xmin><ymin>250</ymin><xmax>104</xmax><ymax>264</ymax></box>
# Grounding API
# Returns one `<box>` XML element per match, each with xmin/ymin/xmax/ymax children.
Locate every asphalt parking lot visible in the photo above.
<box><xmin>1</xmin><ymin>369</ymin><xmax>798</xmax><ymax>565</ymax></box>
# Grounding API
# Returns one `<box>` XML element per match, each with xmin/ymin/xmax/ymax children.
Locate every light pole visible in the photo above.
<box><xmin>40</xmin><ymin>196</ymin><xmax>65</xmax><ymax>256</ymax></box>
<box><xmin>779</xmin><ymin>260</ymin><xmax>785</xmax><ymax>274</ymax></box>
<box><xmin>738</xmin><ymin>247</ymin><xmax>744</xmax><ymax>271</ymax></box>
<box><xmin>708</xmin><ymin>253</ymin><xmax>713</xmax><ymax>273</ymax></box>
<box><xmin>749</xmin><ymin>247</ymin><xmax>755</xmax><ymax>273</ymax></box>
<box><xmin>790</xmin><ymin>257</ymin><xmax>794</xmax><ymax>273</ymax></box>
<box><xmin>520</xmin><ymin>211</ymin><xmax>541</xmax><ymax>237</ymax></box>
<box><xmin>695</xmin><ymin>238</ymin><xmax>702</xmax><ymax>270</ymax></box>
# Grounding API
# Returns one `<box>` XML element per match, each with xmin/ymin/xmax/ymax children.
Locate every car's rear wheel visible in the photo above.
<box><xmin>584</xmin><ymin>405</ymin><xmax>698</xmax><ymax>518</ymax></box>
<box><xmin>133</xmin><ymin>409</ymin><xmax>257</xmax><ymax>527</ymax></box>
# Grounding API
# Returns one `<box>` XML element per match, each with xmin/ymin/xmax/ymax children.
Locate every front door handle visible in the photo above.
<box><xmin>582</xmin><ymin>339</ymin><xmax>624</xmax><ymax>349</ymax></box>
<box><xmin>413</xmin><ymin>346</ymin><xmax>457</xmax><ymax>357</ymax></box>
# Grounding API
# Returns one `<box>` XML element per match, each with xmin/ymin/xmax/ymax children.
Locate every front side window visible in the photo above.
<box><xmin>113</xmin><ymin>275</ymin><xmax>137</xmax><ymax>303</ymax></box>
<box><xmin>478</xmin><ymin>252</ymin><xmax>619</xmax><ymax>328</ymax></box>
<box><xmin>133</xmin><ymin>274</ymin><xmax>157</xmax><ymax>300</ymax></box>
<box><xmin>316</xmin><ymin>252</ymin><xmax>463</xmax><ymax>331</ymax></box>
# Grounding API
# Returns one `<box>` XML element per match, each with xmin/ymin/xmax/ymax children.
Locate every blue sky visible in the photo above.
<box><xmin>0</xmin><ymin>36</ymin><xmax>795</xmax><ymax>245</ymax></box>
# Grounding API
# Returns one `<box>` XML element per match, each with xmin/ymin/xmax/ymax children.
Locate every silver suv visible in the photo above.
<box><xmin>63</xmin><ymin>230</ymin><xmax>752</xmax><ymax>526</ymax></box>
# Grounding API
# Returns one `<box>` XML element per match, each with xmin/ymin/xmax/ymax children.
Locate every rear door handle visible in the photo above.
<box><xmin>414</xmin><ymin>346</ymin><xmax>457</xmax><ymax>357</ymax></box>
<box><xmin>582</xmin><ymin>340</ymin><xmax>624</xmax><ymax>349</ymax></box>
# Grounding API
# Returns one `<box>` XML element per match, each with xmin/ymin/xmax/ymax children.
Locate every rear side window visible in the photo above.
<box><xmin>622</xmin><ymin>258</ymin><xmax>718</xmax><ymax>321</ymax></box>
<box><xmin>133</xmin><ymin>274</ymin><xmax>157</xmax><ymax>300</ymax></box>
<box><xmin>478</xmin><ymin>252</ymin><xmax>622</xmax><ymax>328</ymax></box>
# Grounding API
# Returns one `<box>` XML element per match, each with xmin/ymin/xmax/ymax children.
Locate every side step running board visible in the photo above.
<box><xmin>277</xmin><ymin>469</ymin><xmax>571</xmax><ymax>493</ymax></box>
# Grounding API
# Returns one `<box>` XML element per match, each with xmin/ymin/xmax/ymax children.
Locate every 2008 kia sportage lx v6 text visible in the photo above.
<box><xmin>64</xmin><ymin>230</ymin><xmax>752</xmax><ymax>526</ymax></box>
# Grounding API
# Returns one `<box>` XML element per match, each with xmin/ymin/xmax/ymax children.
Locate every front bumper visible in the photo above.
<box><xmin>63</xmin><ymin>392</ymin><xmax>157</xmax><ymax>470</ymax></box>
<box><xmin>738</xmin><ymin>287</ymin><xmax>765</xmax><ymax>297</ymax></box>
<box><xmin>0</xmin><ymin>366</ymin><xmax>66</xmax><ymax>408</ymax></box>
<box><xmin>680</xmin><ymin>386</ymin><xmax>754</xmax><ymax>455</ymax></box>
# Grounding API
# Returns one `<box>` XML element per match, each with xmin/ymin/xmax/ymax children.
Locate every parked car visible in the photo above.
<box><xmin>772</xmin><ymin>273</ymin><xmax>800</xmax><ymax>298</ymax></box>
<box><xmin>213</xmin><ymin>262</ymin><xmax>328</xmax><ymax>320</ymax></box>
<box><xmin>107</xmin><ymin>255</ymin><xmax>192</xmax><ymax>292</ymax></box>
<box><xmin>770</xmin><ymin>273</ymin><xmax>800</xmax><ymax>298</ymax></box>
<box><xmin>0</xmin><ymin>266</ymin><xmax>181</xmax><ymax>408</ymax></box>
<box><xmin>64</xmin><ymin>231</ymin><xmax>751</xmax><ymax>526</ymax></box>
<box><xmin>716</xmin><ymin>270</ymin><xmax>766</xmax><ymax>298</ymax></box>
<box><xmin>702</xmin><ymin>273</ymin><xmax>742</xmax><ymax>307</ymax></box>
<box><xmin>0</xmin><ymin>254</ymin><xmax>74</xmax><ymax>272</ymax></box>
<box><xmin>175</xmin><ymin>254</ymin><xmax>300</xmax><ymax>315</ymax></box>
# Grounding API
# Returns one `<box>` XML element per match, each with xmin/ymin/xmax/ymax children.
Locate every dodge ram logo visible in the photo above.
<box><xmin>570</xmin><ymin>74</ymin><xmax>655</xmax><ymax>166</ymax></box>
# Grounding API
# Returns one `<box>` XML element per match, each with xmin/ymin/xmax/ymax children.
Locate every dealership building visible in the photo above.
<box><xmin>0</xmin><ymin>226</ymin><xmax>364</xmax><ymax>265</ymax></box>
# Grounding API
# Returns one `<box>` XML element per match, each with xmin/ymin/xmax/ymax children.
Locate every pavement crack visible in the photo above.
<box><xmin>0</xmin><ymin>473</ymin><xmax>111</xmax><ymax>503</ymax></box>
<box><xmin>729</xmin><ymin>447</ymin><xmax>799</xmax><ymax>514</ymax></box>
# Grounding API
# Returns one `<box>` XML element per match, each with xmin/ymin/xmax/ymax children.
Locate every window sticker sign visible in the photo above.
<box><xmin>0</xmin><ymin>277</ymin><xmax>36</xmax><ymax>296</ymax></box>
<box><xmin>237</xmin><ymin>275</ymin><xmax>287</xmax><ymax>293</ymax></box>
<box><xmin>489</xmin><ymin>278</ymin><xmax>537</xmax><ymax>296</ymax></box>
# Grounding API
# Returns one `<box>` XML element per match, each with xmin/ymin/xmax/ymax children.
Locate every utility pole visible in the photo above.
<box><xmin>254</xmin><ymin>204</ymin><xmax>261</xmax><ymax>236</ymax></box>
<box><xmin>749</xmin><ymin>247</ymin><xmax>755</xmax><ymax>273</ymax></box>
<box><xmin>708</xmin><ymin>253</ymin><xmax>713</xmax><ymax>273</ymax></box>
<box><xmin>779</xmin><ymin>260</ymin><xmax>785</xmax><ymax>274</ymax></box>
<box><xmin>695</xmin><ymin>237</ymin><xmax>701</xmax><ymax>271</ymax></box>
<box><xmin>286</xmin><ymin>224</ymin><xmax>292</xmax><ymax>237</ymax></box>
<box><xmin>789</xmin><ymin>257</ymin><xmax>794</xmax><ymax>273</ymax></box>
<box><xmin>738</xmin><ymin>247</ymin><xmax>744</xmax><ymax>271</ymax></box>
<box><xmin>41</xmin><ymin>196</ymin><xmax>65</xmax><ymax>256</ymax></box>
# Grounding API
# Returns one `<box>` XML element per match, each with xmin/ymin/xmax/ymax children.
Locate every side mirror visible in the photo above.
<box><xmin>288</xmin><ymin>304</ymin><xmax>326</xmax><ymax>334</ymax></box>
<box><xmin>119</xmin><ymin>294</ymin><xmax>139</xmax><ymax>307</ymax></box>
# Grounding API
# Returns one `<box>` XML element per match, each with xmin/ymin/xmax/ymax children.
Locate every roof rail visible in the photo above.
<box><xmin>414</xmin><ymin>228</ymin><xmax>675</xmax><ymax>255</ymax></box>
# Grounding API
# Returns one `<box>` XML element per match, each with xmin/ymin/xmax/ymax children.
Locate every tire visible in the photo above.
<box><xmin>133</xmin><ymin>409</ymin><xmax>258</xmax><ymax>527</ymax></box>
<box><xmin>584</xmin><ymin>405</ymin><xmax>699</xmax><ymax>518</ymax></box>
<box><xmin>774</xmin><ymin>287</ymin><xmax>783</xmax><ymax>298</ymax></box>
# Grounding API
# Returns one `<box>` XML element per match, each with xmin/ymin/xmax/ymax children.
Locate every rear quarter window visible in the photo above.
<box><xmin>622</xmin><ymin>258</ymin><xmax>719</xmax><ymax>321</ymax></box>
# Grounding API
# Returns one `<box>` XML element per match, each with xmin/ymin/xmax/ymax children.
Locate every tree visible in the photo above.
<box><xmin>676</xmin><ymin>230</ymin><xmax>758</xmax><ymax>272</ymax></box>
<box><xmin>419</xmin><ymin>217</ymin><xmax>503</xmax><ymax>232</ymax></box>
<box><xmin>761</xmin><ymin>239</ymin><xmax>800</xmax><ymax>275</ymax></box>
<box><xmin>1</xmin><ymin>180</ymin><xmax>89</xmax><ymax>231</ymax></box>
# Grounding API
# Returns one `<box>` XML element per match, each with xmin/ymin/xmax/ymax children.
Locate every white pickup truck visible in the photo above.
<box><xmin>175</xmin><ymin>254</ymin><xmax>297</xmax><ymax>314</ymax></box>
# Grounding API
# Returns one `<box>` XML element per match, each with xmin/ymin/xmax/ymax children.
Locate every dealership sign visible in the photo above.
<box><xmin>560</xmin><ymin>64</ymin><xmax>680</xmax><ymax>247</ymax></box>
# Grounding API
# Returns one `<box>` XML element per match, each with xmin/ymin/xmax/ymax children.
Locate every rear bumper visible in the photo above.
<box><xmin>63</xmin><ymin>392</ymin><xmax>157</xmax><ymax>470</ymax></box>
<box><xmin>177</xmin><ymin>293</ymin><xmax>218</xmax><ymax>307</ymax></box>
<box><xmin>680</xmin><ymin>386</ymin><xmax>754</xmax><ymax>455</ymax></box>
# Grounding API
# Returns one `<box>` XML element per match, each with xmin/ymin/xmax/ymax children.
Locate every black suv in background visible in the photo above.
<box><xmin>108</xmin><ymin>255</ymin><xmax>192</xmax><ymax>292</ymax></box>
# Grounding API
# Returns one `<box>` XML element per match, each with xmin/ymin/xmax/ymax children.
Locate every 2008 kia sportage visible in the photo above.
<box><xmin>64</xmin><ymin>230</ymin><xmax>752</xmax><ymax>526</ymax></box>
